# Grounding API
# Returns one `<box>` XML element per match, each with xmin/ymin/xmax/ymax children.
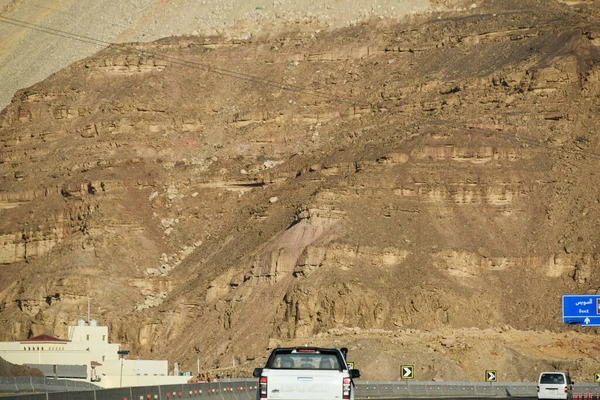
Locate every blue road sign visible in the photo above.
<box><xmin>563</xmin><ymin>295</ymin><xmax>600</xmax><ymax>326</ymax></box>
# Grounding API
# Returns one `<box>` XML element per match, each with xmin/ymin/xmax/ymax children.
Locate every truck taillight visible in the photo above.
<box><xmin>260</xmin><ymin>376</ymin><xmax>268</xmax><ymax>398</ymax></box>
<box><xmin>343</xmin><ymin>377</ymin><xmax>351</xmax><ymax>400</ymax></box>
<box><xmin>537</xmin><ymin>386</ymin><xmax>540</xmax><ymax>393</ymax></box>
<box><xmin>564</xmin><ymin>386</ymin><xmax>568</xmax><ymax>393</ymax></box>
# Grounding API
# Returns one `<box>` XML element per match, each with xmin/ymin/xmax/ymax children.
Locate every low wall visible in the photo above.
<box><xmin>3</xmin><ymin>377</ymin><xmax>600</xmax><ymax>400</ymax></box>
<box><xmin>357</xmin><ymin>381</ymin><xmax>537</xmax><ymax>397</ymax></box>
<box><xmin>356</xmin><ymin>381</ymin><xmax>600</xmax><ymax>398</ymax></box>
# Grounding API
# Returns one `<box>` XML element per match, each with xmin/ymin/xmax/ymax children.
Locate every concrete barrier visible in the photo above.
<box><xmin>158</xmin><ymin>383</ymin><xmax>186</xmax><ymax>400</ymax></box>
<box><xmin>48</xmin><ymin>390</ymin><xmax>95</xmax><ymax>400</ymax></box>
<box><xmin>4</xmin><ymin>395</ymin><xmax>47</xmax><ymax>400</ymax></box>
<box><xmin>4</xmin><ymin>378</ymin><xmax>600</xmax><ymax>400</ymax></box>
<box><xmin>95</xmin><ymin>387</ymin><xmax>133</xmax><ymax>400</ymax></box>
<box><xmin>130</xmin><ymin>384</ymin><xmax>161</xmax><ymax>400</ymax></box>
<box><xmin>355</xmin><ymin>381</ymin><xmax>537</xmax><ymax>398</ymax></box>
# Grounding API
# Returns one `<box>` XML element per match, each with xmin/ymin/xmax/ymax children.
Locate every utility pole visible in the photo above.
<box><xmin>118</xmin><ymin>350</ymin><xmax>130</xmax><ymax>387</ymax></box>
<box><xmin>195</xmin><ymin>347</ymin><xmax>200</xmax><ymax>377</ymax></box>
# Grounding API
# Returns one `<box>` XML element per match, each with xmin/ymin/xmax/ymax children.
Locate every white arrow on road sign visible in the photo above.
<box><xmin>585</xmin><ymin>317</ymin><xmax>591</xmax><ymax>324</ymax></box>
<box><xmin>401</xmin><ymin>365</ymin><xmax>414</xmax><ymax>379</ymax></box>
<box><xmin>487</xmin><ymin>371</ymin><xmax>496</xmax><ymax>381</ymax></box>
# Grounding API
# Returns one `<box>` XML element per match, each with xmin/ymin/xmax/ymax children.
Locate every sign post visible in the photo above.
<box><xmin>563</xmin><ymin>295</ymin><xmax>600</xmax><ymax>326</ymax></box>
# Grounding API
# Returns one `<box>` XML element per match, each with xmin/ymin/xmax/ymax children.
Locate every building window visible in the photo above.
<box><xmin>102</xmin><ymin>335</ymin><xmax>106</xmax><ymax>341</ymax></box>
<box><xmin>102</xmin><ymin>356</ymin><xmax>105</xmax><ymax>361</ymax></box>
<box><xmin>86</xmin><ymin>334</ymin><xmax>90</xmax><ymax>341</ymax></box>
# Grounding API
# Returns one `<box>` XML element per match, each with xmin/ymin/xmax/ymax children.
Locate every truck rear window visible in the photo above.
<box><xmin>270</xmin><ymin>353</ymin><xmax>341</xmax><ymax>370</ymax></box>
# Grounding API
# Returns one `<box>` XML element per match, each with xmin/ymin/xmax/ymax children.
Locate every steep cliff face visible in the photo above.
<box><xmin>1</xmin><ymin>0</ymin><xmax>600</xmax><ymax>381</ymax></box>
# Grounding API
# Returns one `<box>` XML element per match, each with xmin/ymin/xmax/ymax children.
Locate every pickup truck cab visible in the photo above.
<box><xmin>253</xmin><ymin>346</ymin><xmax>360</xmax><ymax>400</ymax></box>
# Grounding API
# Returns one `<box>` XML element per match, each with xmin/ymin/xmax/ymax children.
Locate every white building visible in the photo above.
<box><xmin>0</xmin><ymin>319</ymin><xmax>189</xmax><ymax>388</ymax></box>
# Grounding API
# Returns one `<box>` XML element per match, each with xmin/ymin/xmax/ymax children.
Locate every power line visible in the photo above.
<box><xmin>1</xmin><ymin>15</ymin><xmax>599</xmax><ymax>161</ymax></box>
<box><xmin>0</xmin><ymin>15</ymin><xmax>359</xmax><ymax>106</ymax></box>
<box><xmin>494</xmin><ymin>130</ymin><xmax>600</xmax><ymax>160</ymax></box>
<box><xmin>0</xmin><ymin>15</ymin><xmax>108</xmax><ymax>48</ymax></box>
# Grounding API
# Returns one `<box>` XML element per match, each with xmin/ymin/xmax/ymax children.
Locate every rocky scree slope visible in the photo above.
<box><xmin>1</xmin><ymin>0</ymin><xmax>600</xmax><ymax>381</ymax></box>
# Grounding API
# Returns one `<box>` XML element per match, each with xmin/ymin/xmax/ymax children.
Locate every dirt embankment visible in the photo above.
<box><xmin>0</xmin><ymin>356</ymin><xmax>44</xmax><ymax>377</ymax></box>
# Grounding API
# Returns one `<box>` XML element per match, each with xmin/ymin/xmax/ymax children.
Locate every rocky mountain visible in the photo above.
<box><xmin>1</xmin><ymin>0</ymin><xmax>600</xmax><ymax>382</ymax></box>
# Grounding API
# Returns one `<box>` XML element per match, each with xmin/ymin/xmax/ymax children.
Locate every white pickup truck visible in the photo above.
<box><xmin>253</xmin><ymin>347</ymin><xmax>360</xmax><ymax>400</ymax></box>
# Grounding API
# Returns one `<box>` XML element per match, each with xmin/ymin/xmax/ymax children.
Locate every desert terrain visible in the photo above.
<box><xmin>1</xmin><ymin>0</ymin><xmax>600</xmax><ymax>383</ymax></box>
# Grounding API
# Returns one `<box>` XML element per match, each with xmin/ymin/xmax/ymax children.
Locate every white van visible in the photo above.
<box><xmin>537</xmin><ymin>372</ymin><xmax>573</xmax><ymax>400</ymax></box>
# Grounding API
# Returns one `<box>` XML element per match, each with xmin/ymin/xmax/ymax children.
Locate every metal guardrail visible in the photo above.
<box><xmin>356</xmin><ymin>381</ymin><xmax>537</xmax><ymax>397</ymax></box>
<box><xmin>3</xmin><ymin>378</ymin><xmax>600</xmax><ymax>400</ymax></box>
<box><xmin>356</xmin><ymin>381</ymin><xmax>600</xmax><ymax>398</ymax></box>
<box><xmin>0</xmin><ymin>376</ymin><xmax>100</xmax><ymax>394</ymax></box>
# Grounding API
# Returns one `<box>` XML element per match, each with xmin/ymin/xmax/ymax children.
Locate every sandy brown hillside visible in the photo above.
<box><xmin>1</xmin><ymin>0</ymin><xmax>600</xmax><ymax>382</ymax></box>
<box><xmin>0</xmin><ymin>356</ymin><xmax>43</xmax><ymax>377</ymax></box>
